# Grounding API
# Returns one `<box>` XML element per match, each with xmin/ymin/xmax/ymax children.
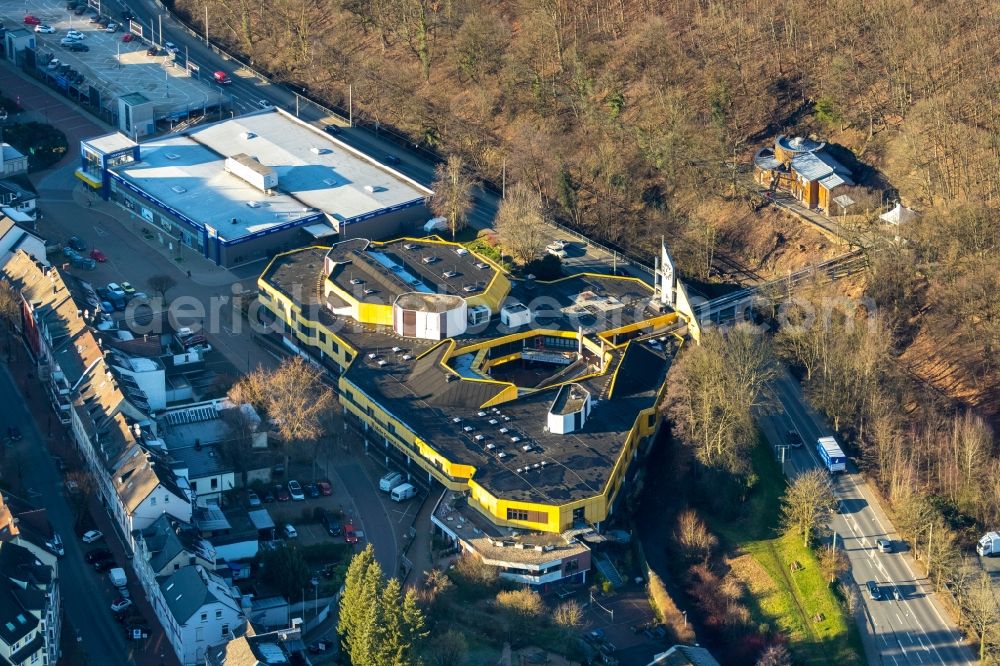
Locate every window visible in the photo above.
<box><xmin>221</xmin><ymin>624</ymin><xmax>229</xmax><ymax>638</ymax></box>
<box><xmin>149</xmin><ymin>497</ymin><xmax>156</xmax><ymax>506</ymax></box>
<box><xmin>507</xmin><ymin>508</ymin><xmax>528</xmax><ymax>522</ymax></box>
<box><xmin>215</xmin><ymin>610</ymin><xmax>222</xmax><ymax>619</ymax></box>
<box><xmin>210</xmin><ymin>478</ymin><xmax>218</xmax><ymax>490</ymax></box>
<box><xmin>200</xmin><ymin>612</ymin><xmax>207</xmax><ymax>622</ymax></box>
<box><xmin>164</xmin><ymin>494</ymin><xmax>169</xmax><ymax>503</ymax></box>
<box><xmin>191</xmin><ymin>480</ymin><xmax>198</xmax><ymax>491</ymax></box>
<box><xmin>318</xmin><ymin>331</ymin><xmax>327</xmax><ymax>344</ymax></box>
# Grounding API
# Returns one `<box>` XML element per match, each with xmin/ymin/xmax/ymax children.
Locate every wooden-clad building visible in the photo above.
<box><xmin>754</xmin><ymin>135</ymin><xmax>854</xmax><ymax>214</ymax></box>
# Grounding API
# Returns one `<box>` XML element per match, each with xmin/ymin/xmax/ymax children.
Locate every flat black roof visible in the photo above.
<box><xmin>344</xmin><ymin>337</ymin><xmax>676</xmax><ymax>504</ymax></box>
<box><xmin>262</xmin><ymin>247</ymin><xmax>681</xmax><ymax>504</ymax></box>
<box><xmin>327</xmin><ymin>238</ymin><xmax>496</xmax><ymax>305</ymax></box>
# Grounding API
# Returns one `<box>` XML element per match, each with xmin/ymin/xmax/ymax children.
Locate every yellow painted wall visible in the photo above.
<box><xmin>357</xmin><ymin>302</ymin><xmax>394</xmax><ymax>327</ymax></box>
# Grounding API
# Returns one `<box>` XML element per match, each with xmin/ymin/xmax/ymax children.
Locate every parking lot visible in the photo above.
<box><xmin>2</xmin><ymin>0</ymin><xmax>222</xmax><ymax>117</ymax></box>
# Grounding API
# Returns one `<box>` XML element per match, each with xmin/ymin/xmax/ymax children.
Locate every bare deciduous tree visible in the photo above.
<box><xmin>494</xmin><ymin>183</ymin><xmax>549</xmax><ymax>265</ymax></box>
<box><xmin>147</xmin><ymin>274</ymin><xmax>177</xmax><ymax>302</ymax></box>
<box><xmin>781</xmin><ymin>469</ymin><xmax>837</xmax><ymax>547</ymax></box>
<box><xmin>430</xmin><ymin>154</ymin><xmax>476</xmax><ymax>240</ymax></box>
<box><xmin>673</xmin><ymin>508</ymin><xmax>718</xmax><ymax>563</ymax></box>
<box><xmin>231</xmin><ymin>356</ymin><xmax>334</xmax><ymax>471</ymax></box>
<box><xmin>962</xmin><ymin>573</ymin><xmax>999</xmax><ymax>663</ymax></box>
<box><xmin>553</xmin><ymin>600</ymin><xmax>584</xmax><ymax>628</ymax></box>
<box><xmin>665</xmin><ymin>323</ymin><xmax>774</xmax><ymax>476</ymax></box>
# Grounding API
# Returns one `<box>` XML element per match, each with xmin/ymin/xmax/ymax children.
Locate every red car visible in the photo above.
<box><xmin>273</xmin><ymin>484</ymin><xmax>290</xmax><ymax>502</ymax></box>
<box><xmin>90</xmin><ymin>249</ymin><xmax>107</xmax><ymax>262</ymax></box>
<box><xmin>343</xmin><ymin>523</ymin><xmax>358</xmax><ymax>544</ymax></box>
<box><xmin>316</xmin><ymin>480</ymin><xmax>332</xmax><ymax>496</ymax></box>
<box><xmin>23</xmin><ymin>15</ymin><xmax>41</xmax><ymax>25</ymax></box>
<box><xmin>122</xmin><ymin>33</ymin><xmax>133</xmax><ymax>42</ymax></box>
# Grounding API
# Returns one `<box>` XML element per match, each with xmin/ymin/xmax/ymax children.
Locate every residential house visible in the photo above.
<box><xmin>0</xmin><ymin>143</ymin><xmax>28</xmax><ymax>177</ymax></box>
<box><xmin>0</xmin><ymin>218</ymin><xmax>44</xmax><ymax>268</ymax></box>
<box><xmin>134</xmin><ymin>514</ymin><xmax>216</xmax><ymax>580</ymax></box>
<box><xmin>754</xmin><ymin>135</ymin><xmax>854</xmax><ymax>214</ymax></box>
<box><xmin>109</xmin><ymin>439</ymin><xmax>192</xmax><ymax>542</ymax></box>
<box><xmin>156</xmin><ymin>565</ymin><xmax>246</xmax><ymax>665</ymax></box>
<box><xmin>648</xmin><ymin>645</ymin><xmax>721</xmax><ymax>666</ymax></box>
<box><xmin>0</xmin><ymin>181</ymin><xmax>37</xmax><ymax>213</ymax></box>
<box><xmin>150</xmin><ymin>399</ymin><xmax>268</xmax><ymax>506</ymax></box>
<box><xmin>193</xmin><ymin>506</ymin><xmax>259</xmax><ymax>563</ymax></box>
<box><xmin>0</xmin><ymin>537</ymin><xmax>61</xmax><ymax>666</ymax></box>
<box><xmin>205</xmin><ymin>626</ymin><xmax>309</xmax><ymax>666</ymax></box>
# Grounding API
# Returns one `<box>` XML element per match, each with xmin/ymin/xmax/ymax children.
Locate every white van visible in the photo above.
<box><xmin>390</xmin><ymin>483</ymin><xmax>416</xmax><ymax>502</ymax></box>
<box><xmin>283</xmin><ymin>524</ymin><xmax>298</xmax><ymax>538</ymax></box>
<box><xmin>379</xmin><ymin>472</ymin><xmax>403</xmax><ymax>492</ymax></box>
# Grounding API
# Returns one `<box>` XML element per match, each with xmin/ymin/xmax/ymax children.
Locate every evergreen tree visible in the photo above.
<box><xmin>375</xmin><ymin>578</ymin><xmax>408</xmax><ymax>665</ymax></box>
<box><xmin>339</xmin><ymin>545</ymin><xmax>381</xmax><ymax>661</ymax></box>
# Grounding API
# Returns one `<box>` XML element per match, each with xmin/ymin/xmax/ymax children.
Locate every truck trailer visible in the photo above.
<box><xmin>977</xmin><ymin>532</ymin><xmax>1000</xmax><ymax>557</ymax></box>
<box><xmin>816</xmin><ymin>436</ymin><xmax>846</xmax><ymax>473</ymax></box>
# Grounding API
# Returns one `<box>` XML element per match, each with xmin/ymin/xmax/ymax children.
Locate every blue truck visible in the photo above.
<box><xmin>817</xmin><ymin>436</ymin><xmax>846</xmax><ymax>473</ymax></box>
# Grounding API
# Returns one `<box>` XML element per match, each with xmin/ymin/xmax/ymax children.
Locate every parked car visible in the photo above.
<box><xmin>89</xmin><ymin>249</ymin><xmax>107</xmax><ymax>262</ymax></box>
<box><xmin>68</xmin><ymin>236</ymin><xmax>86</xmax><ymax>251</ymax></box>
<box><xmin>546</xmin><ymin>246</ymin><xmax>568</xmax><ymax>259</ymax></box>
<box><xmin>66</xmin><ymin>30</ymin><xmax>85</xmax><ymax>40</ymax></box>
<box><xmin>45</xmin><ymin>534</ymin><xmax>64</xmax><ymax>557</ymax></box>
<box><xmin>93</xmin><ymin>559</ymin><xmax>114</xmax><ymax>572</ymax></box>
<box><xmin>316</xmin><ymin>480</ymin><xmax>332</xmax><ymax>496</ymax></box>
<box><xmin>305</xmin><ymin>482</ymin><xmax>319</xmax><ymax>499</ymax></box>
<box><xmin>82</xmin><ymin>530</ymin><xmax>103</xmax><ymax>543</ymax></box>
<box><xmin>324</xmin><ymin>124</ymin><xmax>340</xmax><ymax>135</ymax></box>
<box><xmin>261</xmin><ymin>489</ymin><xmax>275</xmax><ymax>503</ymax></box>
<box><xmin>379</xmin><ymin>471</ymin><xmax>403</xmax><ymax>492</ymax></box>
<box><xmin>876</xmin><ymin>538</ymin><xmax>893</xmax><ymax>553</ymax></box>
<box><xmin>283</xmin><ymin>524</ymin><xmax>298</xmax><ymax>538</ymax></box>
<box><xmin>343</xmin><ymin>523</ymin><xmax>358</xmax><ymax>544</ymax></box>
<box><xmin>85</xmin><ymin>548</ymin><xmax>112</xmax><ymax>563</ymax></box>
<box><xmin>274</xmin><ymin>484</ymin><xmax>290</xmax><ymax>502</ymax></box>
<box><xmin>287</xmin><ymin>480</ymin><xmax>305</xmax><ymax>501</ymax></box>
<box><xmin>146</xmin><ymin>47</ymin><xmax>160</xmax><ymax>56</ymax></box>
<box><xmin>164</xmin><ymin>41</ymin><xmax>179</xmax><ymax>54</ymax></box>
<box><xmin>106</xmin><ymin>282</ymin><xmax>125</xmax><ymax>296</ymax></box>
<box><xmin>23</xmin><ymin>15</ymin><xmax>42</xmax><ymax>26</ymax></box>
<box><xmin>106</xmin><ymin>23</ymin><xmax>118</xmax><ymax>32</ymax></box>
<box><xmin>68</xmin><ymin>43</ymin><xmax>89</xmax><ymax>52</ymax></box>
<box><xmin>320</xmin><ymin>510</ymin><xmax>340</xmax><ymax>536</ymax></box>
<box><xmin>120</xmin><ymin>281</ymin><xmax>135</xmax><ymax>295</ymax></box>
<box><xmin>47</xmin><ymin>59</ymin><xmax>61</xmax><ymax>69</ymax></box>
<box><xmin>122</xmin><ymin>32</ymin><xmax>133</xmax><ymax>42</ymax></box>
<box><xmin>257</xmin><ymin>99</ymin><xmax>270</xmax><ymax>109</ymax></box>
<box><xmin>35</xmin><ymin>24</ymin><xmax>55</xmax><ymax>33</ymax></box>
<box><xmin>111</xmin><ymin>598</ymin><xmax>132</xmax><ymax>612</ymax></box>
<box><xmin>247</xmin><ymin>491</ymin><xmax>261</xmax><ymax>507</ymax></box>
<box><xmin>787</xmin><ymin>430</ymin><xmax>804</xmax><ymax>448</ymax></box>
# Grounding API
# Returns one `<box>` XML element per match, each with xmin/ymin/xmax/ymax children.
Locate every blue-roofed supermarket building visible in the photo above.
<box><xmin>77</xmin><ymin>108</ymin><xmax>433</xmax><ymax>267</ymax></box>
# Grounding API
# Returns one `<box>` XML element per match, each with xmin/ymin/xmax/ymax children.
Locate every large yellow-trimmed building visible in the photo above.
<box><xmin>258</xmin><ymin>236</ymin><xmax>682</xmax><ymax>535</ymax></box>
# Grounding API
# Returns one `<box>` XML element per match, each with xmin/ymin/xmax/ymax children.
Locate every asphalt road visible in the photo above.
<box><xmin>763</xmin><ymin>369</ymin><xmax>975</xmax><ymax>666</ymax></box>
<box><xmin>0</xmin><ymin>365</ymin><xmax>131</xmax><ymax>665</ymax></box>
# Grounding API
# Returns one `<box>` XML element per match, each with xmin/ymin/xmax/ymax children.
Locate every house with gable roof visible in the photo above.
<box><xmin>156</xmin><ymin>565</ymin><xmax>245</xmax><ymax>665</ymax></box>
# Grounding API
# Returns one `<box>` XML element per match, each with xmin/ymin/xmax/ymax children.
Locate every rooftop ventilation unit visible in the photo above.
<box><xmin>502</xmin><ymin>415</ymin><xmax>511</xmax><ymax>422</ymax></box>
<box><xmin>477</xmin><ymin>411</ymin><xmax>487</xmax><ymax>417</ymax></box>
<box><xmin>364</xmin><ymin>184</ymin><xmax>376</xmax><ymax>193</ymax></box>
<box><xmin>165</xmin><ymin>152</ymin><xmax>180</xmax><ymax>160</ymax></box>
<box><xmin>363</xmin><ymin>288</ymin><xmax>376</xmax><ymax>295</ymax></box>
<box><xmin>516</xmin><ymin>467</ymin><xmax>524</xmax><ymax>474</ymax></box>
<box><xmin>368</xmin><ymin>353</ymin><xmax>377</xmax><ymax>359</ymax></box>
<box><xmin>476</xmin><ymin>262</ymin><xmax>490</xmax><ymax>270</ymax></box>
<box><xmin>474</xmin><ymin>434</ymin><xmax>485</xmax><ymax>442</ymax></box>
<box><xmin>403</xmin><ymin>243</ymin><xmax>418</xmax><ymax>250</ymax></box>
<box><xmin>422</xmin><ymin>256</ymin><xmax>439</xmax><ymax>264</ymax></box>
<box><xmin>533</xmin><ymin>463</ymin><xmax>541</xmax><ymax>470</ymax></box>
<box><xmin>401</xmin><ymin>354</ymin><xmax>412</xmax><ymax>361</ymax></box>
<box><xmin>499</xmin><ymin>427</ymin><xmax>509</xmax><ymax>434</ymax></box>
<box><xmin>171</xmin><ymin>185</ymin><xmax>186</xmax><ymax>193</ymax></box>
<box><xmin>442</xmin><ymin>271</ymin><xmax>459</xmax><ymax>279</ymax></box>
<box><xmin>377</xmin><ymin>359</ymin><xmax>388</xmax><ymax>367</ymax></box>
<box><xmin>510</xmin><ymin>436</ymin><xmax>521</xmax><ymax>443</ymax></box>
<box><xmin>455</xmin><ymin>248</ymin><xmax>469</xmax><ymax>256</ymax></box>
<box><xmin>392</xmin><ymin>347</ymin><xmax>403</xmax><ymax>353</ymax></box>
<box><xmin>488</xmin><ymin>418</ymin><xmax>498</xmax><ymax>425</ymax></box>
<box><xmin>497</xmin><ymin>452</ymin><xmax>507</xmax><ymax>459</ymax></box>
<box><xmin>349</xmin><ymin>278</ymin><xmax>364</xmax><ymax>285</ymax></box>
<box><xmin>452</xmin><ymin>417</ymin><xmax>462</xmax><ymax>423</ymax></box>
<box><xmin>246</xmin><ymin>201</ymin><xmax>261</xmax><ymax>208</ymax></box>
<box><xmin>239</xmin><ymin>132</ymin><xmax>256</xmax><ymax>140</ymax></box>
<box><xmin>463</xmin><ymin>426</ymin><xmax>475</xmax><ymax>432</ymax></box>
<box><xmin>486</xmin><ymin>443</ymin><xmax>496</xmax><ymax>451</ymax></box>
<box><xmin>521</xmin><ymin>444</ymin><xmax>532</xmax><ymax>452</ymax></box>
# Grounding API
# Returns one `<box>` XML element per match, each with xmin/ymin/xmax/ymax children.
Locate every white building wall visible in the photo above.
<box><xmin>128</xmin><ymin>488</ymin><xmax>193</xmax><ymax>534</ymax></box>
<box><xmin>116</xmin><ymin>365</ymin><xmax>167</xmax><ymax>411</ymax></box>
<box><xmin>190</xmin><ymin>471</ymin><xmax>236</xmax><ymax>507</ymax></box>
<box><xmin>177</xmin><ymin>599</ymin><xmax>244</xmax><ymax>665</ymax></box>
